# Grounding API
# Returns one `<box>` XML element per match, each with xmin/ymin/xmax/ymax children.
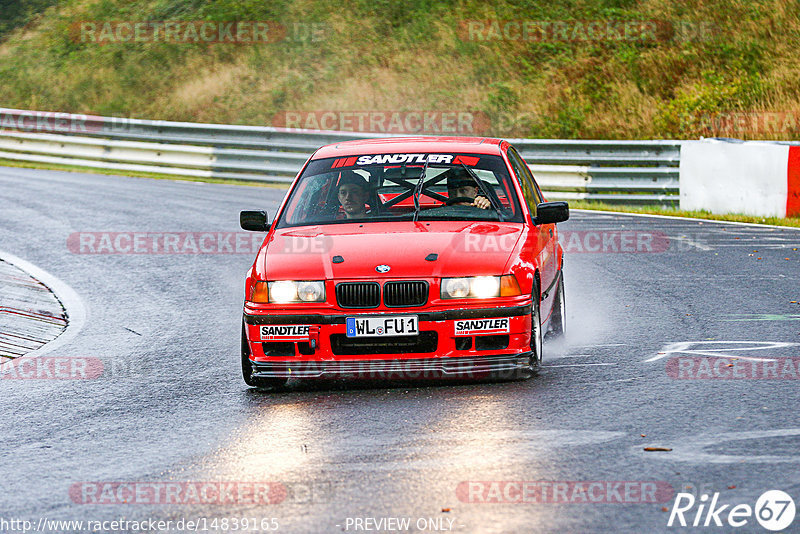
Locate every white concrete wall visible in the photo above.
<box><xmin>680</xmin><ymin>139</ymin><xmax>789</xmax><ymax>217</ymax></box>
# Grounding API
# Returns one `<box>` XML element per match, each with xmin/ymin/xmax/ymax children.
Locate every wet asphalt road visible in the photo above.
<box><xmin>2</xmin><ymin>166</ymin><xmax>800</xmax><ymax>534</ymax></box>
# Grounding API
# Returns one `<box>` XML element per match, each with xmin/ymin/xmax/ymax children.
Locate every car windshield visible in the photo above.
<box><xmin>277</xmin><ymin>153</ymin><xmax>523</xmax><ymax>228</ymax></box>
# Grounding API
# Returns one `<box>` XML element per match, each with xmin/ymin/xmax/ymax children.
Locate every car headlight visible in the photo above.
<box><xmin>471</xmin><ymin>276</ymin><xmax>500</xmax><ymax>298</ymax></box>
<box><xmin>442</xmin><ymin>277</ymin><xmax>471</xmax><ymax>298</ymax></box>
<box><xmin>250</xmin><ymin>281</ymin><xmax>326</xmax><ymax>303</ymax></box>
<box><xmin>441</xmin><ymin>275</ymin><xmax>521</xmax><ymax>299</ymax></box>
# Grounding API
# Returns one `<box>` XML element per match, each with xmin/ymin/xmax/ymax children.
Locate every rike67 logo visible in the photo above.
<box><xmin>668</xmin><ymin>490</ymin><xmax>795</xmax><ymax>531</ymax></box>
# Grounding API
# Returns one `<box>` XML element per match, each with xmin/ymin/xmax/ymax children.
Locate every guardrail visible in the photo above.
<box><xmin>0</xmin><ymin>108</ymin><xmax>680</xmax><ymax>204</ymax></box>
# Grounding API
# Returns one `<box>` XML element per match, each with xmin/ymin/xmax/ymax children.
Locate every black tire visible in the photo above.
<box><xmin>241</xmin><ymin>322</ymin><xmax>288</xmax><ymax>390</ymax></box>
<box><xmin>528</xmin><ymin>280</ymin><xmax>543</xmax><ymax>376</ymax></box>
<box><xmin>548</xmin><ymin>273</ymin><xmax>566</xmax><ymax>339</ymax></box>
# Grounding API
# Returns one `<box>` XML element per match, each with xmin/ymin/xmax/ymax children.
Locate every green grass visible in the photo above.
<box><xmin>1</xmin><ymin>0</ymin><xmax>799</xmax><ymax>140</ymax></box>
<box><xmin>569</xmin><ymin>200</ymin><xmax>800</xmax><ymax>228</ymax></box>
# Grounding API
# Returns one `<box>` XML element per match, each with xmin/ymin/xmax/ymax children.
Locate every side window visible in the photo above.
<box><xmin>507</xmin><ymin>148</ymin><xmax>541</xmax><ymax>218</ymax></box>
<box><xmin>521</xmin><ymin>155</ymin><xmax>544</xmax><ymax>204</ymax></box>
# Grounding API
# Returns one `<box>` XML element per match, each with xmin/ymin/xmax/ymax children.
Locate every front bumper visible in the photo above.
<box><xmin>243</xmin><ymin>304</ymin><xmax>532</xmax><ymax>379</ymax></box>
<box><xmin>251</xmin><ymin>353</ymin><xmax>532</xmax><ymax>379</ymax></box>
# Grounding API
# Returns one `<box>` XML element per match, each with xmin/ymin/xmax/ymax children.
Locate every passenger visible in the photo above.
<box><xmin>446</xmin><ymin>168</ymin><xmax>491</xmax><ymax>209</ymax></box>
<box><xmin>337</xmin><ymin>171</ymin><xmax>370</xmax><ymax>219</ymax></box>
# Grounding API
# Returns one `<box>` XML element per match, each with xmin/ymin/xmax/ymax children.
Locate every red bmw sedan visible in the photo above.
<box><xmin>240</xmin><ymin>137</ymin><xmax>568</xmax><ymax>388</ymax></box>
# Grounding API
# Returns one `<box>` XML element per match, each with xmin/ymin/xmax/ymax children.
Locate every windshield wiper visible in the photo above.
<box><xmin>412</xmin><ymin>157</ymin><xmax>430</xmax><ymax>222</ymax></box>
<box><xmin>459</xmin><ymin>163</ymin><xmax>506</xmax><ymax>221</ymax></box>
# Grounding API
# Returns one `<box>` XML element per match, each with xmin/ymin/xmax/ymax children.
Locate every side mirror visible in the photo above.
<box><xmin>240</xmin><ymin>210</ymin><xmax>270</xmax><ymax>231</ymax></box>
<box><xmin>535</xmin><ymin>201</ymin><xmax>569</xmax><ymax>225</ymax></box>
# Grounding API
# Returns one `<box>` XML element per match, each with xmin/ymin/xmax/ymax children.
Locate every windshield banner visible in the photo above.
<box><xmin>330</xmin><ymin>154</ymin><xmax>480</xmax><ymax>168</ymax></box>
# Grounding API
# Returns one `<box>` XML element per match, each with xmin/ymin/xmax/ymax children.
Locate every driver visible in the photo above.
<box><xmin>446</xmin><ymin>168</ymin><xmax>491</xmax><ymax>209</ymax></box>
<box><xmin>337</xmin><ymin>171</ymin><xmax>370</xmax><ymax>219</ymax></box>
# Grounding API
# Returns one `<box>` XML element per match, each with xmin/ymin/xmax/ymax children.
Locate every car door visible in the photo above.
<box><xmin>506</xmin><ymin>146</ymin><xmax>557</xmax><ymax>315</ymax></box>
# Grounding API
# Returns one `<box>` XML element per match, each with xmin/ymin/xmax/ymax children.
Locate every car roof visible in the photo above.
<box><xmin>312</xmin><ymin>137</ymin><xmax>505</xmax><ymax>159</ymax></box>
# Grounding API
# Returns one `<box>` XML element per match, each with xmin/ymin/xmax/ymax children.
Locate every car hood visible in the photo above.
<box><xmin>263</xmin><ymin>221</ymin><xmax>522</xmax><ymax>280</ymax></box>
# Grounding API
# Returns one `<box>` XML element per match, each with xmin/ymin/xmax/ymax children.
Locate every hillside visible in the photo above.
<box><xmin>1</xmin><ymin>0</ymin><xmax>799</xmax><ymax>139</ymax></box>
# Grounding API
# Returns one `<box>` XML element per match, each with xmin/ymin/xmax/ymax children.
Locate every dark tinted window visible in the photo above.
<box><xmin>507</xmin><ymin>147</ymin><xmax>542</xmax><ymax>218</ymax></box>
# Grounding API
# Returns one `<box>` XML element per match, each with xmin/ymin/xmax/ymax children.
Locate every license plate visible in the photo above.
<box><xmin>346</xmin><ymin>316</ymin><xmax>418</xmax><ymax>338</ymax></box>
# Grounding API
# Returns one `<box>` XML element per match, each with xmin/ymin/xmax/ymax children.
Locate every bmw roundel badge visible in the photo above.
<box><xmin>376</xmin><ymin>264</ymin><xmax>391</xmax><ymax>273</ymax></box>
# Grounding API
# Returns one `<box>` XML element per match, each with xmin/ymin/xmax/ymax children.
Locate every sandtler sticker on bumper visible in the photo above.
<box><xmin>260</xmin><ymin>325</ymin><xmax>311</xmax><ymax>341</ymax></box>
<box><xmin>455</xmin><ymin>318</ymin><xmax>510</xmax><ymax>336</ymax></box>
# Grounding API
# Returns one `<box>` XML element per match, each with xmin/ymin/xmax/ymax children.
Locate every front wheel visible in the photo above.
<box><xmin>241</xmin><ymin>322</ymin><xmax>288</xmax><ymax>390</ymax></box>
<box><xmin>528</xmin><ymin>282</ymin><xmax>543</xmax><ymax>376</ymax></box>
